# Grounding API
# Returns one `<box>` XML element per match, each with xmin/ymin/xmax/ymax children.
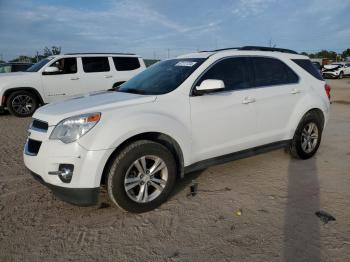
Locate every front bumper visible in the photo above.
<box><xmin>29</xmin><ymin>170</ymin><xmax>99</xmax><ymax>206</ymax></box>
<box><xmin>322</xmin><ymin>71</ymin><xmax>339</xmax><ymax>78</ymax></box>
<box><xmin>23</xmin><ymin>125</ymin><xmax>114</xmax><ymax>206</ymax></box>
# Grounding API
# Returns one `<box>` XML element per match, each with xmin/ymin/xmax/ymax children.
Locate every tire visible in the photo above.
<box><xmin>6</xmin><ymin>91</ymin><xmax>38</xmax><ymax>117</ymax></box>
<box><xmin>339</xmin><ymin>71</ymin><xmax>344</xmax><ymax>79</ymax></box>
<box><xmin>290</xmin><ymin>111</ymin><xmax>323</xmax><ymax>159</ymax></box>
<box><xmin>107</xmin><ymin>140</ymin><xmax>177</xmax><ymax>213</ymax></box>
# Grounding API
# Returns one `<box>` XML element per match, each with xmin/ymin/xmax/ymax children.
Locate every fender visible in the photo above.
<box><xmin>2</xmin><ymin>87</ymin><xmax>45</xmax><ymax>106</ymax></box>
<box><xmin>78</xmin><ymin>112</ymin><xmax>192</xmax><ymax>166</ymax></box>
<box><xmin>286</xmin><ymin>92</ymin><xmax>329</xmax><ymax>139</ymax></box>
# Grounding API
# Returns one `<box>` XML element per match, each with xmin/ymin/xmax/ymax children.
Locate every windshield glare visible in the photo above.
<box><xmin>26</xmin><ymin>58</ymin><xmax>52</xmax><ymax>72</ymax></box>
<box><xmin>118</xmin><ymin>58</ymin><xmax>205</xmax><ymax>95</ymax></box>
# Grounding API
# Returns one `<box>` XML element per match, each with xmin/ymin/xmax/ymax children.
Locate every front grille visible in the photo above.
<box><xmin>27</xmin><ymin>139</ymin><xmax>42</xmax><ymax>155</ymax></box>
<box><xmin>31</xmin><ymin>119</ymin><xmax>48</xmax><ymax>132</ymax></box>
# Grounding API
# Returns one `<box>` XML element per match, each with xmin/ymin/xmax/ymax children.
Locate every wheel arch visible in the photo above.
<box><xmin>100</xmin><ymin>132</ymin><xmax>185</xmax><ymax>186</ymax></box>
<box><xmin>2</xmin><ymin>87</ymin><xmax>44</xmax><ymax>107</ymax></box>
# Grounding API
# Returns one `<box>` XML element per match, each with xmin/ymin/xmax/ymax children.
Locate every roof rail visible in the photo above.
<box><xmin>64</xmin><ymin>52</ymin><xmax>136</xmax><ymax>55</ymax></box>
<box><xmin>239</xmin><ymin>46</ymin><xmax>298</xmax><ymax>54</ymax></box>
<box><xmin>202</xmin><ymin>46</ymin><xmax>298</xmax><ymax>55</ymax></box>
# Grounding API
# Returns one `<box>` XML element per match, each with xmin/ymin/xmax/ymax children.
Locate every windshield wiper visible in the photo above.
<box><xmin>118</xmin><ymin>88</ymin><xmax>148</xmax><ymax>95</ymax></box>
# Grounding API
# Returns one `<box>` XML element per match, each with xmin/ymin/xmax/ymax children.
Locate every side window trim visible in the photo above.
<box><xmin>190</xmin><ymin>56</ymin><xmax>254</xmax><ymax>96</ymax></box>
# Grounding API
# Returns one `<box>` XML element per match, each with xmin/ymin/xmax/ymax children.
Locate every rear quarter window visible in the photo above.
<box><xmin>292</xmin><ymin>59</ymin><xmax>323</xmax><ymax>81</ymax></box>
<box><xmin>113</xmin><ymin>57</ymin><xmax>141</xmax><ymax>71</ymax></box>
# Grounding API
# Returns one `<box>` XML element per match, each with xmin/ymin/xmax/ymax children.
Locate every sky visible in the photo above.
<box><xmin>0</xmin><ymin>0</ymin><xmax>349</xmax><ymax>61</ymax></box>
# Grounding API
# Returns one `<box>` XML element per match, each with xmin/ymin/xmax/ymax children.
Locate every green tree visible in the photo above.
<box><xmin>43</xmin><ymin>46</ymin><xmax>61</xmax><ymax>57</ymax></box>
<box><xmin>341</xmin><ymin>48</ymin><xmax>350</xmax><ymax>59</ymax></box>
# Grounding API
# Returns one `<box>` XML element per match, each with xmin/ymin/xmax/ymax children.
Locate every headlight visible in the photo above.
<box><xmin>50</xmin><ymin>113</ymin><xmax>101</xmax><ymax>143</ymax></box>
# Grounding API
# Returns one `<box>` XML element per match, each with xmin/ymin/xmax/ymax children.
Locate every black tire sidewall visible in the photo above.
<box><xmin>6</xmin><ymin>91</ymin><xmax>38</xmax><ymax>117</ymax></box>
<box><xmin>107</xmin><ymin>141</ymin><xmax>177</xmax><ymax>213</ymax></box>
<box><xmin>292</xmin><ymin>113</ymin><xmax>322</xmax><ymax>159</ymax></box>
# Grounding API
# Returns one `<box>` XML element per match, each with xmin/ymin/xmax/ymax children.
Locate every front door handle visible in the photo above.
<box><xmin>104</xmin><ymin>75</ymin><xmax>113</xmax><ymax>78</ymax></box>
<box><xmin>70</xmin><ymin>77</ymin><xmax>80</xmax><ymax>80</ymax></box>
<box><xmin>290</xmin><ymin>88</ymin><xmax>301</xmax><ymax>94</ymax></box>
<box><xmin>242</xmin><ymin>97</ymin><xmax>256</xmax><ymax>104</ymax></box>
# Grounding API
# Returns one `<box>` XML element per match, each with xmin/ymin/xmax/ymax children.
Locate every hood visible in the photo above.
<box><xmin>323</xmin><ymin>64</ymin><xmax>342</xmax><ymax>70</ymax></box>
<box><xmin>34</xmin><ymin>91</ymin><xmax>157</xmax><ymax>125</ymax></box>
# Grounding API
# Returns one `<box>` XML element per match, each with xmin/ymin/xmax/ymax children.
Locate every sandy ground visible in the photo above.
<box><xmin>0</xmin><ymin>79</ymin><xmax>350</xmax><ymax>262</ymax></box>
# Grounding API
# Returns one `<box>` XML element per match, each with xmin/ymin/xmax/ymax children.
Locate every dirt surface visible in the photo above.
<box><xmin>1</xmin><ymin>79</ymin><xmax>350</xmax><ymax>261</ymax></box>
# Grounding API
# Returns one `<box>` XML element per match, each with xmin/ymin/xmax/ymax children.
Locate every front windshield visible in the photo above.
<box><xmin>26</xmin><ymin>58</ymin><xmax>52</xmax><ymax>72</ymax></box>
<box><xmin>118</xmin><ymin>58</ymin><xmax>205</xmax><ymax>95</ymax></box>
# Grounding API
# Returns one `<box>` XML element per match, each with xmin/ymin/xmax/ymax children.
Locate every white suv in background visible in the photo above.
<box><xmin>322</xmin><ymin>62</ymin><xmax>350</xmax><ymax>79</ymax></box>
<box><xmin>0</xmin><ymin>53</ymin><xmax>146</xmax><ymax>117</ymax></box>
<box><xmin>24</xmin><ymin>46</ymin><xmax>331</xmax><ymax>213</ymax></box>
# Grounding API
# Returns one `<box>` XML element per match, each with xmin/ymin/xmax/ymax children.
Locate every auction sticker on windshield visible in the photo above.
<box><xmin>175</xmin><ymin>61</ymin><xmax>197</xmax><ymax>67</ymax></box>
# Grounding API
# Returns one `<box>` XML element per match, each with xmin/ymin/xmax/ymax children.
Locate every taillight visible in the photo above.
<box><xmin>325</xmin><ymin>83</ymin><xmax>331</xmax><ymax>100</ymax></box>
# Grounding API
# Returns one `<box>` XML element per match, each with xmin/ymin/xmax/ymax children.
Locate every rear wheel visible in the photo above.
<box><xmin>290</xmin><ymin>111</ymin><xmax>323</xmax><ymax>159</ymax></box>
<box><xmin>107</xmin><ymin>140</ymin><xmax>177</xmax><ymax>213</ymax></box>
<box><xmin>6</xmin><ymin>91</ymin><xmax>38</xmax><ymax>117</ymax></box>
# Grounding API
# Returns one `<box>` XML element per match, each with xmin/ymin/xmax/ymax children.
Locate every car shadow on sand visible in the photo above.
<box><xmin>283</xmin><ymin>157</ymin><xmax>320</xmax><ymax>262</ymax></box>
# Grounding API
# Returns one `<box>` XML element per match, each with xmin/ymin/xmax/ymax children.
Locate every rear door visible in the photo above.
<box><xmin>190</xmin><ymin>57</ymin><xmax>258</xmax><ymax>162</ymax></box>
<box><xmin>345</xmin><ymin>63</ymin><xmax>350</xmax><ymax>75</ymax></box>
<box><xmin>248</xmin><ymin>56</ymin><xmax>301</xmax><ymax>144</ymax></box>
<box><xmin>78</xmin><ymin>56</ymin><xmax>114</xmax><ymax>93</ymax></box>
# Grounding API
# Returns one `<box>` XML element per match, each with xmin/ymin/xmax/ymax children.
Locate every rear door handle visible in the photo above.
<box><xmin>70</xmin><ymin>77</ymin><xmax>80</xmax><ymax>80</ymax></box>
<box><xmin>290</xmin><ymin>88</ymin><xmax>301</xmax><ymax>94</ymax></box>
<box><xmin>242</xmin><ymin>97</ymin><xmax>256</xmax><ymax>104</ymax></box>
<box><xmin>104</xmin><ymin>75</ymin><xmax>113</xmax><ymax>78</ymax></box>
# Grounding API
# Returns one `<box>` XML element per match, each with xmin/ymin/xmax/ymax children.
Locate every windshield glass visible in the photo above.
<box><xmin>118</xmin><ymin>58</ymin><xmax>205</xmax><ymax>95</ymax></box>
<box><xmin>26</xmin><ymin>58</ymin><xmax>53</xmax><ymax>72</ymax></box>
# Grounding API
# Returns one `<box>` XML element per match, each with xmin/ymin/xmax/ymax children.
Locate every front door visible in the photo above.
<box><xmin>41</xmin><ymin>57</ymin><xmax>82</xmax><ymax>103</ymax></box>
<box><xmin>190</xmin><ymin>57</ymin><xmax>258</xmax><ymax>162</ymax></box>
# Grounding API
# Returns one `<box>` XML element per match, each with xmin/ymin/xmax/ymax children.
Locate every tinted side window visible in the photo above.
<box><xmin>113</xmin><ymin>57</ymin><xmax>140</xmax><ymax>71</ymax></box>
<box><xmin>49</xmin><ymin>58</ymin><xmax>77</xmax><ymax>74</ymax></box>
<box><xmin>12</xmin><ymin>64</ymin><xmax>31</xmax><ymax>72</ymax></box>
<box><xmin>252</xmin><ymin>57</ymin><xmax>299</xmax><ymax>87</ymax></box>
<box><xmin>198</xmin><ymin>57</ymin><xmax>251</xmax><ymax>91</ymax></box>
<box><xmin>292</xmin><ymin>59</ymin><xmax>323</xmax><ymax>80</ymax></box>
<box><xmin>82</xmin><ymin>57</ymin><xmax>110</xmax><ymax>73</ymax></box>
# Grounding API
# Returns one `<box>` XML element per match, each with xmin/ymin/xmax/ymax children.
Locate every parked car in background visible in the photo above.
<box><xmin>322</xmin><ymin>62</ymin><xmax>350</xmax><ymax>79</ymax></box>
<box><xmin>24</xmin><ymin>46</ymin><xmax>330</xmax><ymax>213</ymax></box>
<box><xmin>0</xmin><ymin>62</ymin><xmax>33</xmax><ymax>73</ymax></box>
<box><xmin>0</xmin><ymin>53</ymin><xmax>146</xmax><ymax>117</ymax></box>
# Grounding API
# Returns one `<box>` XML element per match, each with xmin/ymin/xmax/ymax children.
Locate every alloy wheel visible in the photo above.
<box><xmin>11</xmin><ymin>95</ymin><xmax>34</xmax><ymax>115</ymax></box>
<box><xmin>124</xmin><ymin>155</ymin><xmax>168</xmax><ymax>203</ymax></box>
<box><xmin>301</xmin><ymin>122</ymin><xmax>319</xmax><ymax>153</ymax></box>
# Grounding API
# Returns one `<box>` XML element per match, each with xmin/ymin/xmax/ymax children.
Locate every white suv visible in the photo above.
<box><xmin>322</xmin><ymin>62</ymin><xmax>350</xmax><ymax>79</ymax></box>
<box><xmin>23</xmin><ymin>46</ymin><xmax>331</xmax><ymax>213</ymax></box>
<box><xmin>0</xmin><ymin>53</ymin><xmax>145</xmax><ymax>117</ymax></box>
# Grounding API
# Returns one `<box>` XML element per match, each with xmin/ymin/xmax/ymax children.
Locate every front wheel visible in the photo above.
<box><xmin>290</xmin><ymin>112</ymin><xmax>323</xmax><ymax>159</ymax></box>
<box><xmin>6</xmin><ymin>91</ymin><xmax>38</xmax><ymax>117</ymax></box>
<box><xmin>338</xmin><ymin>71</ymin><xmax>344</xmax><ymax>79</ymax></box>
<box><xmin>107</xmin><ymin>140</ymin><xmax>177</xmax><ymax>213</ymax></box>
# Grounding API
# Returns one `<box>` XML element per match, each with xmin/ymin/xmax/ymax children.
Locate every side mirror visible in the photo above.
<box><xmin>194</xmin><ymin>79</ymin><xmax>225</xmax><ymax>95</ymax></box>
<box><xmin>43</xmin><ymin>66</ymin><xmax>59</xmax><ymax>75</ymax></box>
